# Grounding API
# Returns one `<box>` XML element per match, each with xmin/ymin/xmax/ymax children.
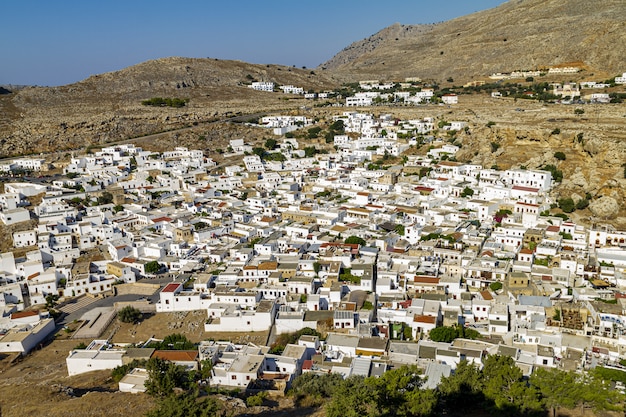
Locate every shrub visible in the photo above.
<box><xmin>118</xmin><ymin>306</ymin><xmax>142</xmax><ymax>323</ymax></box>
<box><xmin>554</xmin><ymin>151</ymin><xmax>566</xmax><ymax>161</ymax></box>
<box><xmin>558</xmin><ymin>198</ymin><xmax>576</xmax><ymax>213</ymax></box>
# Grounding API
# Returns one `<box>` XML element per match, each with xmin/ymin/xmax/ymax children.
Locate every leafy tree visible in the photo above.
<box><xmin>575</xmin><ymin>198</ymin><xmax>589</xmax><ymax>210</ymax></box>
<box><xmin>574</xmin><ymin>108</ymin><xmax>584</xmax><ymax>116</ymax></box>
<box><xmin>344</xmin><ymin>236</ymin><xmax>366</xmax><ymax>246</ymax></box>
<box><xmin>551</xmin><ymin>128</ymin><xmax>561</xmax><ymax>135</ymax></box>
<box><xmin>394</xmin><ymin>224</ymin><xmax>405</xmax><ymax>236</ymax></box>
<box><xmin>326</xmin><ymin>376</ymin><xmax>379</xmax><ymax>417</ymax></box>
<box><xmin>148</xmin><ymin>333</ymin><xmax>195</xmax><ymax>350</ymax></box>
<box><xmin>429</xmin><ymin>326</ymin><xmax>458</xmax><ymax>343</ymax></box>
<box><xmin>554</xmin><ymin>151</ymin><xmax>566</xmax><ymax>161</ymax></box>
<box><xmin>461</xmin><ymin>186</ymin><xmax>475</xmax><ymax>197</ymax></box>
<box><xmin>97</xmin><ymin>191</ymin><xmax>114</xmax><ymax>205</ymax></box>
<box><xmin>145</xmin><ymin>260</ymin><xmax>162</xmax><ymax>274</ymax></box>
<box><xmin>45</xmin><ymin>294</ymin><xmax>60</xmax><ymax>309</ymax></box>
<box><xmin>118</xmin><ymin>306</ymin><xmax>142</xmax><ymax>323</ymax></box>
<box><xmin>530</xmin><ymin>368</ymin><xmax>580</xmax><ymax>417</ymax></box>
<box><xmin>252</xmin><ymin>147</ymin><xmax>266</xmax><ymax>158</ymax></box>
<box><xmin>145</xmin><ymin>357</ymin><xmax>190</xmax><ymax>397</ymax></box>
<box><xmin>439</xmin><ymin>360</ymin><xmax>483</xmax><ymax>405</ymax></box>
<box><xmin>146</xmin><ymin>389</ymin><xmax>222</xmax><ymax>417</ymax></box>
<box><xmin>482</xmin><ymin>355</ymin><xmax>541</xmax><ymax>415</ymax></box>
<box><xmin>489</xmin><ymin>281</ymin><xmax>503</xmax><ymax>291</ymax></box>
<box><xmin>290</xmin><ymin>372</ymin><xmax>344</xmax><ymax>406</ymax></box>
<box><xmin>558</xmin><ymin>197</ymin><xmax>576</xmax><ymax>213</ymax></box>
<box><xmin>307</xmin><ymin>126</ymin><xmax>322</xmax><ymax>139</ymax></box>
<box><xmin>113</xmin><ymin>204</ymin><xmax>124</xmax><ymax>213</ymax></box>
<box><xmin>264</xmin><ymin>138</ymin><xmax>277</xmax><ymax>150</ymax></box>
<box><xmin>303</xmin><ymin>146</ymin><xmax>318</xmax><ymax>157</ymax></box>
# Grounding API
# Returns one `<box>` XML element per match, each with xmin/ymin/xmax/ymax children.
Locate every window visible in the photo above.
<box><xmin>231</xmin><ymin>375</ymin><xmax>236</xmax><ymax>380</ymax></box>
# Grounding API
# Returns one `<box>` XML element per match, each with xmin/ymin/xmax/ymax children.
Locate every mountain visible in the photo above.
<box><xmin>320</xmin><ymin>0</ymin><xmax>626</xmax><ymax>81</ymax></box>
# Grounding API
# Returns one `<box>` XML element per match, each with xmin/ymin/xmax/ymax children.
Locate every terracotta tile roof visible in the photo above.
<box><xmin>413</xmin><ymin>315</ymin><xmax>436</xmax><ymax>324</ymax></box>
<box><xmin>162</xmin><ymin>283</ymin><xmax>181</xmax><ymax>293</ymax></box>
<box><xmin>151</xmin><ymin>216</ymin><xmax>173</xmax><ymax>223</ymax></box>
<box><xmin>413</xmin><ymin>276</ymin><xmax>439</xmax><ymax>284</ymax></box>
<box><xmin>480</xmin><ymin>290</ymin><xmax>494</xmax><ymax>301</ymax></box>
<box><xmin>10</xmin><ymin>311</ymin><xmax>39</xmax><ymax>319</ymax></box>
<box><xmin>152</xmin><ymin>350</ymin><xmax>198</xmax><ymax>362</ymax></box>
<box><xmin>512</xmin><ymin>185</ymin><xmax>539</xmax><ymax>193</ymax></box>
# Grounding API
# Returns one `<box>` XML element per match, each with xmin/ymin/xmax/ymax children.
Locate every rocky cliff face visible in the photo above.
<box><xmin>320</xmin><ymin>0</ymin><xmax>626</xmax><ymax>81</ymax></box>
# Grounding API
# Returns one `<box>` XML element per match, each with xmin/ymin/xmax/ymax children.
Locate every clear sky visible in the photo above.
<box><xmin>1</xmin><ymin>0</ymin><xmax>508</xmax><ymax>87</ymax></box>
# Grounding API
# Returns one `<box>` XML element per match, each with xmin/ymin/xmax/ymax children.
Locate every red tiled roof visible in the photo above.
<box><xmin>512</xmin><ymin>185</ymin><xmax>539</xmax><ymax>193</ymax></box>
<box><xmin>414</xmin><ymin>315</ymin><xmax>436</xmax><ymax>324</ymax></box>
<box><xmin>162</xmin><ymin>283</ymin><xmax>181</xmax><ymax>293</ymax></box>
<box><xmin>413</xmin><ymin>276</ymin><xmax>439</xmax><ymax>284</ymax></box>
<box><xmin>152</xmin><ymin>350</ymin><xmax>198</xmax><ymax>362</ymax></box>
<box><xmin>11</xmin><ymin>311</ymin><xmax>39</xmax><ymax>320</ymax></box>
<box><xmin>121</xmin><ymin>257</ymin><xmax>137</xmax><ymax>263</ymax></box>
<box><xmin>480</xmin><ymin>290</ymin><xmax>494</xmax><ymax>301</ymax></box>
<box><xmin>152</xmin><ymin>216</ymin><xmax>173</xmax><ymax>223</ymax></box>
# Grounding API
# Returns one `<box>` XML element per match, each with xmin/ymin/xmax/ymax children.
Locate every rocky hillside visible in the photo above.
<box><xmin>0</xmin><ymin>57</ymin><xmax>339</xmax><ymax>157</ymax></box>
<box><xmin>320</xmin><ymin>0</ymin><xmax>626</xmax><ymax>81</ymax></box>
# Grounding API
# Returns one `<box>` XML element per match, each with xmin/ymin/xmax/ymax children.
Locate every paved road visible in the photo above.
<box><xmin>58</xmin><ymin>291</ymin><xmax>161</xmax><ymax>326</ymax></box>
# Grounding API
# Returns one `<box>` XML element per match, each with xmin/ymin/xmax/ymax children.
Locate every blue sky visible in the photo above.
<box><xmin>1</xmin><ymin>0</ymin><xmax>507</xmax><ymax>86</ymax></box>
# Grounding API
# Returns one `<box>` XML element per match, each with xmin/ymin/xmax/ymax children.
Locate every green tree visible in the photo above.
<box><xmin>575</xmin><ymin>198</ymin><xmax>589</xmax><ymax>210</ymax></box>
<box><xmin>118</xmin><ymin>306</ymin><xmax>142</xmax><ymax>323</ymax></box>
<box><xmin>97</xmin><ymin>191</ymin><xmax>114</xmax><ymax>205</ymax></box>
<box><xmin>489</xmin><ymin>281</ymin><xmax>503</xmax><ymax>291</ymax></box>
<box><xmin>439</xmin><ymin>360</ymin><xmax>482</xmax><ymax>405</ymax></box>
<box><xmin>146</xmin><ymin>389</ymin><xmax>222</xmax><ymax>417</ymax></box>
<box><xmin>429</xmin><ymin>326</ymin><xmax>458</xmax><ymax>343</ymax></box>
<box><xmin>264</xmin><ymin>138</ymin><xmax>277</xmax><ymax>150</ymax></box>
<box><xmin>394</xmin><ymin>224</ymin><xmax>405</xmax><ymax>236</ymax></box>
<box><xmin>290</xmin><ymin>372</ymin><xmax>344</xmax><ymax>406</ymax></box>
<box><xmin>145</xmin><ymin>357</ymin><xmax>190</xmax><ymax>397</ymax></box>
<box><xmin>344</xmin><ymin>236</ymin><xmax>366</xmax><ymax>246</ymax></box>
<box><xmin>303</xmin><ymin>146</ymin><xmax>318</xmax><ymax>157</ymax></box>
<box><xmin>326</xmin><ymin>376</ymin><xmax>379</xmax><ymax>417</ymax></box>
<box><xmin>307</xmin><ymin>126</ymin><xmax>322</xmax><ymax>139</ymax></box>
<box><xmin>554</xmin><ymin>151</ymin><xmax>566</xmax><ymax>161</ymax></box>
<box><xmin>45</xmin><ymin>294</ymin><xmax>60</xmax><ymax>309</ymax></box>
<box><xmin>574</xmin><ymin>108</ymin><xmax>585</xmax><ymax>116</ymax></box>
<box><xmin>530</xmin><ymin>368</ymin><xmax>580</xmax><ymax>417</ymax></box>
<box><xmin>558</xmin><ymin>197</ymin><xmax>576</xmax><ymax>213</ymax></box>
<box><xmin>461</xmin><ymin>186</ymin><xmax>475</xmax><ymax>197</ymax></box>
<box><xmin>145</xmin><ymin>260</ymin><xmax>161</xmax><ymax>274</ymax></box>
<box><xmin>482</xmin><ymin>355</ymin><xmax>541</xmax><ymax>415</ymax></box>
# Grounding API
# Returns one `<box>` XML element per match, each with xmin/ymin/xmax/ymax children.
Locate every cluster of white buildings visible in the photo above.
<box><xmin>490</xmin><ymin>66</ymin><xmax>581</xmax><ymax>80</ymax></box>
<box><xmin>3</xmin><ymin>111</ymin><xmax>626</xmax><ymax>388</ymax></box>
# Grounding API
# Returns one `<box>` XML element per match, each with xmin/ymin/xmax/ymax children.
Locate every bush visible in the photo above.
<box><xmin>141</xmin><ymin>97</ymin><xmax>188</xmax><ymax>108</ymax></box>
<box><xmin>118</xmin><ymin>306</ymin><xmax>142</xmax><ymax>323</ymax></box>
<box><xmin>554</xmin><ymin>151</ymin><xmax>566</xmax><ymax>161</ymax></box>
<box><xmin>490</xmin><ymin>142</ymin><xmax>500</xmax><ymax>153</ymax></box>
<box><xmin>344</xmin><ymin>236</ymin><xmax>366</xmax><ymax>246</ymax></box>
<box><xmin>558</xmin><ymin>198</ymin><xmax>576</xmax><ymax>213</ymax></box>
<box><xmin>246</xmin><ymin>392</ymin><xmax>266</xmax><ymax>407</ymax></box>
<box><xmin>489</xmin><ymin>282</ymin><xmax>503</xmax><ymax>291</ymax></box>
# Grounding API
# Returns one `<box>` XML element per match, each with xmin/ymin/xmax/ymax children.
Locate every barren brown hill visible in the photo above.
<box><xmin>0</xmin><ymin>57</ymin><xmax>339</xmax><ymax>157</ymax></box>
<box><xmin>320</xmin><ymin>0</ymin><xmax>626</xmax><ymax>82</ymax></box>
